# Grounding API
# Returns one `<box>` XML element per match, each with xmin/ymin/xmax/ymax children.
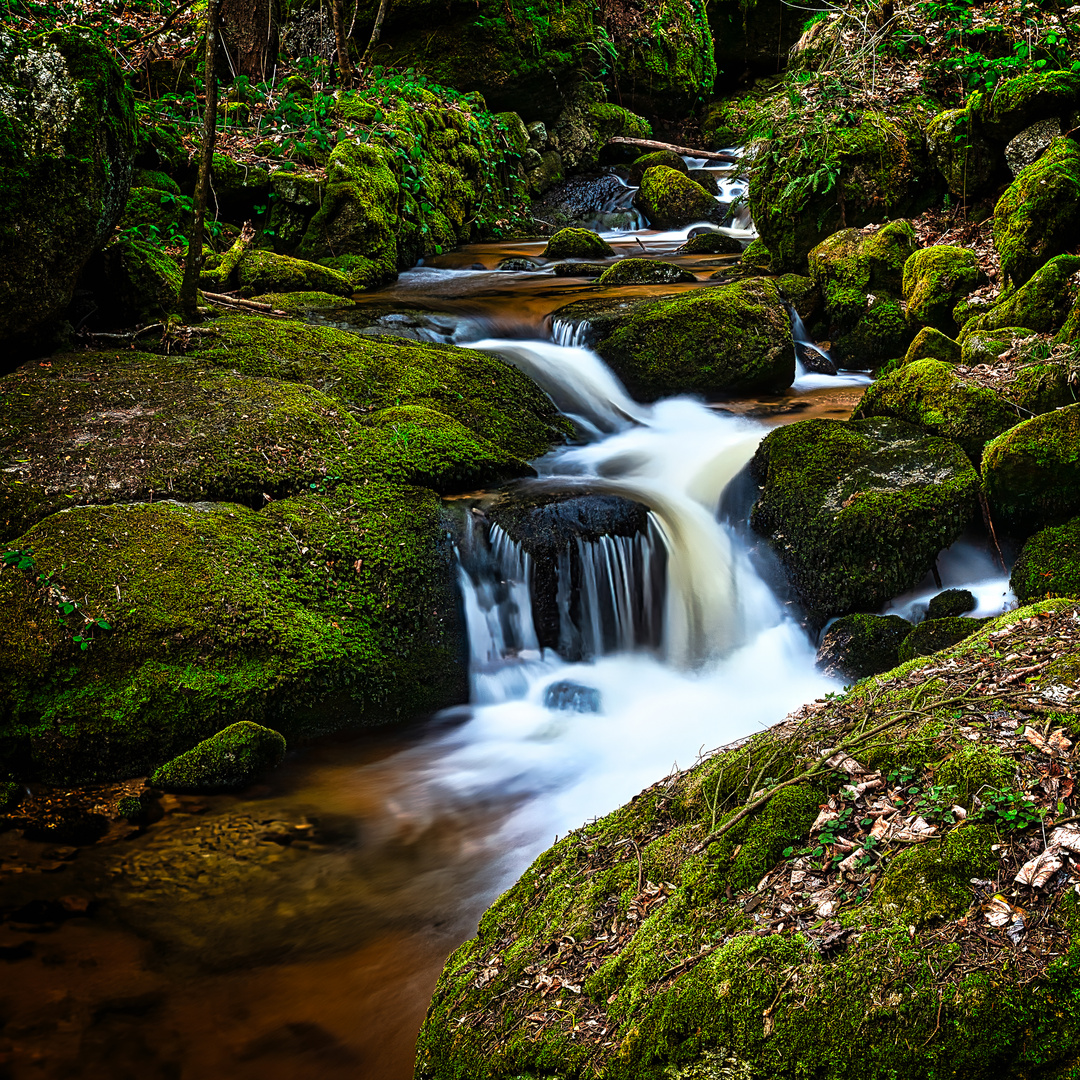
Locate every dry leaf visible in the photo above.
<box><xmin>1015</xmin><ymin>847</ymin><xmax>1063</xmax><ymax>888</ymax></box>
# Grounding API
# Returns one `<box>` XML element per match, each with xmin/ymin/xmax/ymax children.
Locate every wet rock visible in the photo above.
<box><xmin>1011</xmin><ymin>518</ymin><xmax>1080</xmax><ymax>602</ymax></box>
<box><xmin>551</xmin><ymin>261</ymin><xmax>608</xmax><ymax>278</ymax></box>
<box><xmin>775</xmin><ymin>274</ymin><xmax>822</xmax><ymax>321</ymax></box>
<box><xmin>898</xmin><ymin>616</ymin><xmax>985</xmax><ymax>662</ymax></box>
<box><xmin>816</xmin><ymin>613</ymin><xmax>912</xmax><ymax>681</ymax></box>
<box><xmin>597</xmin><ymin>259</ymin><xmax>696</xmax><ymax>286</ymax></box>
<box><xmin>676</xmin><ymin>231</ymin><xmax>742</xmax><ymax>255</ymax></box>
<box><xmin>498</xmin><ymin>257</ymin><xmax>543</xmax><ymax>271</ymax></box>
<box><xmin>749</xmin><ymin>416</ymin><xmax>980</xmax><ymax>626</ymax></box>
<box><xmin>543</xmin><ymin>681</ymin><xmax>602</xmax><ymax>713</ymax></box>
<box><xmin>927</xmin><ymin>588</ymin><xmax>976</xmax><ymax>619</ymax></box>
<box><xmin>542</xmin><ymin>227</ymin><xmax>614</xmax><ymax>260</ymax></box>
<box><xmin>795</xmin><ymin>340</ymin><xmax>837</xmax><ymax>376</ymax></box>
<box><xmin>0</xmin><ymin>29</ymin><xmax>136</xmax><ymax>345</ymax></box>
<box><xmin>634</xmin><ymin>166</ymin><xmax>724</xmax><ymax>229</ymax></box>
<box><xmin>149</xmin><ymin>722</ymin><xmax>287</xmax><ymax>793</ymax></box>
<box><xmin>627</xmin><ymin>150</ymin><xmax>686</xmax><ymax>185</ymax></box>
<box><xmin>1006</xmin><ymin>117</ymin><xmax>1061</xmax><ymax>177</ymax></box>
<box><xmin>687</xmin><ymin>169</ymin><xmax>720</xmax><ymax>195</ymax></box>
<box><xmin>553</xmin><ymin>277</ymin><xmax>794</xmax><ymax>400</ymax></box>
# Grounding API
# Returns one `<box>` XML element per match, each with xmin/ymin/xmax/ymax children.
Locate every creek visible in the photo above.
<box><xmin>0</xmin><ymin>162</ymin><xmax>1014</xmax><ymax>1079</ymax></box>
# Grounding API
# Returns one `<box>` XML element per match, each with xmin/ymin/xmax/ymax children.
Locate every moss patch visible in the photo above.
<box><xmin>149</xmin><ymin>721</ymin><xmax>286</xmax><ymax>792</ymax></box>
<box><xmin>903</xmin><ymin>245</ymin><xmax>983</xmax><ymax>335</ymax></box>
<box><xmin>634</xmin><ymin>166</ymin><xmax>723</xmax><ymax>230</ymax></box>
<box><xmin>1011</xmin><ymin>518</ymin><xmax>1080</xmax><ymax>602</ymax></box>
<box><xmin>542</xmin><ymin>228</ymin><xmax>614</xmax><ymax>260</ymax></box>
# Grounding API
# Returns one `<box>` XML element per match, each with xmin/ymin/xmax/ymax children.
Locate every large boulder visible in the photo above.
<box><xmin>982</xmin><ymin>404</ymin><xmax>1080</xmax><ymax>536</ymax></box>
<box><xmin>853</xmin><ymin>359</ymin><xmax>1023</xmax><ymax>463</ymax></box>
<box><xmin>0</xmin><ymin>29</ymin><xmax>136</xmax><ymax>344</ymax></box>
<box><xmin>897</xmin><ymin>616</ymin><xmax>986</xmax><ymax>662</ymax></box>
<box><xmin>964</xmin><ymin>254</ymin><xmax>1080</xmax><ymax>336</ymax></box>
<box><xmin>596</xmin><ymin>259</ymin><xmax>696</xmax><ymax>286</ymax></box>
<box><xmin>975</xmin><ymin>70</ymin><xmax>1080</xmax><ymax>142</ymax></box>
<box><xmin>993</xmin><ymin>137</ymin><xmax>1080</xmax><ymax>287</ymax></box>
<box><xmin>1011</xmin><ymin>518</ymin><xmax>1080</xmax><ymax>603</ymax></box>
<box><xmin>552</xmin><ymin>278</ymin><xmax>794</xmax><ymax>400</ymax></box>
<box><xmin>902</xmin><ymin>245</ymin><xmax>983</xmax><ymax>335</ymax></box>
<box><xmin>749</xmin><ymin>416</ymin><xmax>980</xmax><ymax>626</ymax></box>
<box><xmin>88</xmin><ymin>237</ymin><xmax>182</xmax><ymax>326</ymax></box>
<box><xmin>925</xmin><ymin>105</ymin><xmax>998</xmax><ymax>199</ymax></box>
<box><xmin>903</xmin><ymin>326</ymin><xmax>962</xmax><ymax>365</ymax></box>
<box><xmin>633</xmin><ymin>166</ymin><xmax>724</xmax><ymax>229</ymax></box>
<box><xmin>808</xmin><ymin>221</ymin><xmax>918</xmax><ymax>367</ymax></box>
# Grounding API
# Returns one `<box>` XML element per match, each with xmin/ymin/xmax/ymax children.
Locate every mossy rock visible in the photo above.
<box><xmin>246</xmin><ymin>291</ymin><xmax>355</xmax><ymax>315</ymax></box>
<box><xmin>551</xmin><ymin>261</ymin><xmax>608</xmax><ymax>278</ymax></box>
<box><xmin>959</xmin><ymin>327</ymin><xmax>1036</xmax><ymax>367</ymax></box>
<box><xmin>131</xmin><ymin>168</ymin><xmax>179</xmax><ymax>195</ymax></box>
<box><xmin>898</xmin><ymin>616</ymin><xmax>986</xmax><ymax>663</ymax></box>
<box><xmin>739</xmin><ymin>237</ymin><xmax>773</xmax><ymax>271</ymax></box>
<box><xmin>808</xmin><ymin>221</ymin><xmax>918</xmax><ymax>366</ymax></box>
<box><xmin>993</xmin><ymin>137</ymin><xmax>1080</xmax><ymax>287</ymax></box>
<box><xmin>969</xmin><ymin>254</ymin><xmax>1080</xmax><ymax>334</ymax></box>
<box><xmin>92</xmin><ymin>238</ymin><xmax>182</xmax><ymax>326</ymax></box>
<box><xmin>903</xmin><ymin>245</ymin><xmax>983</xmax><ymax>335</ymax></box>
<box><xmin>1011</xmin><ymin>518</ymin><xmax>1080</xmax><ymax>602</ymax></box>
<box><xmin>0</xmin><ymin>492</ymin><xmax>467</xmax><ymax>783</ymax></box>
<box><xmin>925</xmin><ymin>106</ymin><xmax>998</xmax><ymax>199</ymax></box>
<box><xmin>416</xmin><ymin>600</ymin><xmax>1080</xmax><ymax>1080</ymax></box>
<box><xmin>1009</xmin><ymin>362</ymin><xmax>1080</xmax><ymax>415</ymax></box>
<box><xmin>634</xmin><ymin>166</ymin><xmax>723</xmax><ymax>229</ymax></box>
<box><xmin>542</xmin><ymin>228</ymin><xmax>614</xmax><ymax>260</ymax></box>
<box><xmin>549</xmin><ymin>84</ymin><xmax>653</xmax><ymax>173</ymax></box>
<box><xmin>927</xmin><ymin>588</ymin><xmax>976</xmax><ymax>619</ymax></box>
<box><xmin>751</xmin><ymin>107</ymin><xmax>937</xmax><ymax>270</ymax></box>
<box><xmin>853</xmin><ymin>358</ymin><xmax>1022</xmax><ymax>463</ymax></box>
<box><xmin>596</xmin><ymin>259</ymin><xmax>696</xmax><ymax>286</ymax></box>
<box><xmin>0</xmin><ymin>29</ymin><xmax>136</xmax><ymax>342</ymax></box>
<box><xmin>815</xmin><ymin>613</ymin><xmax>912</xmax><ymax>681</ymax></box>
<box><xmin>904</xmin><ymin>326</ymin><xmax>962</xmax><ymax>366</ymax></box>
<box><xmin>627</xmin><ymin>150</ymin><xmax>686</xmax><ymax>185</ymax></box>
<box><xmin>149</xmin><ymin>721</ymin><xmax>286</xmax><ymax>792</ymax></box>
<box><xmin>230</xmin><ymin>250</ymin><xmax>354</xmax><ymax>298</ymax></box>
<box><xmin>749</xmin><ymin>416</ymin><xmax>979</xmax><ymax>626</ymax></box>
<box><xmin>553</xmin><ymin>278</ymin><xmax>794</xmax><ymax>401</ymax></box>
<box><xmin>268</xmin><ymin>169</ymin><xmax>324</xmax><ymax>251</ymax></box>
<box><xmin>982</xmin><ymin>403</ymin><xmax>1080</xmax><ymax>535</ymax></box>
<box><xmin>976</xmin><ymin>70</ymin><xmax>1080</xmax><ymax>142</ymax></box>
<box><xmin>774</xmin><ymin>273</ymin><xmax>821</xmax><ymax>321</ymax></box>
<box><xmin>676</xmin><ymin>231</ymin><xmax>742</xmax><ymax>256</ymax></box>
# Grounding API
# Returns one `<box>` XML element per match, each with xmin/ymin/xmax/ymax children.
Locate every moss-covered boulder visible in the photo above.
<box><xmin>0</xmin><ymin>29</ymin><xmax>136</xmax><ymax>343</ymax></box>
<box><xmin>959</xmin><ymin>327</ymin><xmax>1035</xmax><ymax>367</ymax></box>
<box><xmin>983</xmin><ymin>404</ymin><xmax>1080</xmax><ymax>535</ymax></box>
<box><xmin>268</xmin><ymin>168</ymin><xmax>324</xmax><ymax>252</ymax></box>
<box><xmin>853</xmin><ymin>358</ymin><xmax>1022</xmax><ymax>463</ymax></box>
<box><xmin>751</xmin><ymin>108</ymin><xmax>936</xmax><ymax>270</ymax></box>
<box><xmin>553</xmin><ymin>278</ymin><xmax>794</xmax><ymax>401</ymax></box>
<box><xmin>903</xmin><ymin>245</ymin><xmax>983</xmax><ymax>335</ymax></box>
<box><xmin>676</xmin><ymin>231</ymin><xmax>742</xmax><ymax>256</ymax></box>
<box><xmin>596</xmin><ymin>259</ymin><xmax>696</xmax><ymax>286</ymax></box>
<box><xmin>627</xmin><ymin>150</ymin><xmax>686</xmax><ymax>184</ymax></box>
<box><xmin>904</xmin><ymin>326</ymin><xmax>962</xmax><ymax>366</ymax></box>
<box><xmin>775</xmin><ymin>273</ymin><xmax>821</xmax><ymax>321</ymax></box>
<box><xmin>808</xmin><ymin>221</ymin><xmax>918</xmax><ymax>367</ymax></box>
<box><xmin>417</xmin><ymin>600</ymin><xmax>1080</xmax><ymax>1080</ymax></box>
<box><xmin>548</xmin><ymin>84</ymin><xmax>653</xmax><ymax>173</ymax></box>
<box><xmin>898</xmin><ymin>615</ymin><xmax>986</xmax><ymax>662</ymax></box>
<box><xmin>967</xmin><ymin>254</ymin><xmax>1080</xmax><ymax>335</ymax></box>
<box><xmin>976</xmin><ymin>70</ymin><xmax>1080</xmax><ymax>142</ymax></box>
<box><xmin>1011</xmin><ymin>518</ymin><xmax>1080</xmax><ymax>602</ymax></box>
<box><xmin>993</xmin><ymin>137</ymin><xmax>1080</xmax><ymax>287</ymax></box>
<box><xmin>925</xmin><ymin>105</ymin><xmax>998</xmax><ymax>199</ymax></box>
<box><xmin>226</xmin><ymin>249</ymin><xmax>354</xmax><ymax>298</ymax></box>
<box><xmin>749</xmin><ymin>416</ymin><xmax>980</xmax><ymax>625</ymax></box>
<box><xmin>1009</xmin><ymin>361</ymin><xmax>1080</xmax><ymax>415</ymax></box>
<box><xmin>927</xmin><ymin>588</ymin><xmax>976</xmax><ymax>619</ymax></box>
<box><xmin>91</xmin><ymin>237</ymin><xmax>181</xmax><ymax>325</ymax></box>
<box><xmin>815</xmin><ymin>612</ymin><xmax>912</xmax><ymax>681</ymax></box>
<box><xmin>149</xmin><ymin>721</ymin><xmax>286</xmax><ymax>792</ymax></box>
<box><xmin>542</xmin><ymin>228</ymin><xmax>614</xmax><ymax>260</ymax></box>
<box><xmin>634</xmin><ymin>166</ymin><xmax>723</xmax><ymax>229</ymax></box>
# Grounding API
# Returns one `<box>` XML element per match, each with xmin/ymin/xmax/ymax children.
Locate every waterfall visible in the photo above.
<box><xmin>550</xmin><ymin>319</ymin><xmax>589</xmax><ymax>349</ymax></box>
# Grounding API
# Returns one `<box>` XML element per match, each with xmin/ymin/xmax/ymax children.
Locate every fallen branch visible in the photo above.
<box><xmin>606</xmin><ymin>137</ymin><xmax>739</xmax><ymax>164</ymax></box>
<box><xmin>199</xmin><ymin>291</ymin><xmax>286</xmax><ymax>315</ymax></box>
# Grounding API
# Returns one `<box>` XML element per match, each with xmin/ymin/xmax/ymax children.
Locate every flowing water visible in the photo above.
<box><xmin>0</xmin><ymin>161</ymin><xmax>1015</xmax><ymax>1079</ymax></box>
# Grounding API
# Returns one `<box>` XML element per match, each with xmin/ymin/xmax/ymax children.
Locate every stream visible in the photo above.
<box><xmin>0</xmin><ymin>161</ymin><xmax>1015</xmax><ymax>1079</ymax></box>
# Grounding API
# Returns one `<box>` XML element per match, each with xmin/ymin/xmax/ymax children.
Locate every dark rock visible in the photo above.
<box><xmin>687</xmin><ymin>169</ymin><xmax>720</xmax><ymax>194</ymax></box>
<box><xmin>816</xmin><ymin>613</ymin><xmax>912</xmax><ymax>681</ymax></box>
<box><xmin>551</xmin><ymin>261</ymin><xmax>608</xmax><ymax>278</ymax></box>
<box><xmin>1005</xmin><ymin>118</ymin><xmax>1061</xmax><ymax>177</ymax></box>
<box><xmin>627</xmin><ymin>150</ymin><xmax>687</xmax><ymax>185</ymax></box>
<box><xmin>927</xmin><ymin>588</ymin><xmax>976</xmax><ymax>619</ymax></box>
<box><xmin>677</xmin><ymin>231</ymin><xmax>742</xmax><ymax>255</ymax></box>
<box><xmin>498</xmin><ymin>257</ymin><xmax>544</xmax><ymax>271</ymax></box>
<box><xmin>22</xmin><ymin>808</ymin><xmax>110</xmax><ymax>845</ymax></box>
<box><xmin>1011</xmin><ymin>518</ymin><xmax>1080</xmax><ymax>602</ymax></box>
<box><xmin>898</xmin><ymin>617</ymin><xmax>986</xmax><ymax>662</ymax></box>
<box><xmin>596</xmin><ymin>259</ymin><xmax>696</xmax><ymax>285</ymax></box>
<box><xmin>543</xmin><ymin>681</ymin><xmax>602</xmax><ymax>713</ymax></box>
<box><xmin>542</xmin><ymin>227</ymin><xmax>615</xmax><ymax>260</ymax></box>
<box><xmin>634</xmin><ymin>166</ymin><xmax>724</xmax><ymax>229</ymax></box>
<box><xmin>795</xmin><ymin>340</ymin><xmax>837</xmax><ymax>375</ymax></box>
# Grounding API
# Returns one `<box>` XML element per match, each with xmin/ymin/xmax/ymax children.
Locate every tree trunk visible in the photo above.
<box><xmin>180</xmin><ymin>0</ymin><xmax>223</xmax><ymax>323</ymax></box>
<box><xmin>332</xmin><ymin>0</ymin><xmax>354</xmax><ymax>87</ymax></box>
<box><xmin>360</xmin><ymin>0</ymin><xmax>392</xmax><ymax>68</ymax></box>
<box><xmin>219</xmin><ymin>0</ymin><xmax>278</xmax><ymax>81</ymax></box>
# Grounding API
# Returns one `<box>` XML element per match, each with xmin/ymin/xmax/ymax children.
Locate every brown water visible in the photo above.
<box><xmin>0</xmin><ymin>236</ymin><xmax>866</xmax><ymax>1080</ymax></box>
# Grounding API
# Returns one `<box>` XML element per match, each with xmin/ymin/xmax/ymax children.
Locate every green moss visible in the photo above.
<box><xmin>246</xmin><ymin>291</ymin><xmax>355</xmax><ymax>315</ymax></box>
<box><xmin>556</xmin><ymin>278</ymin><xmax>794</xmax><ymax>401</ymax></box>
<box><xmin>959</xmin><ymin>327</ymin><xmax>1037</xmax><ymax>366</ymax></box>
<box><xmin>974</xmin><ymin>254</ymin><xmax>1080</xmax><ymax>334</ymax></box>
<box><xmin>635</xmin><ymin>166</ymin><xmax>723</xmax><ymax>230</ymax></box>
<box><xmin>903</xmin><ymin>245</ymin><xmax>982</xmax><ymax>335</ymax></box>
<box><xmin>993</xmin><ymin>138</ymin><xmax>1080</xmax><ymax>287</ymax></box>
<box><xmin>977</xmin><ymin>70</ymin><xmax>1080</xmax><ymax>141</ymax></box>
<box><xmin>95</xmin><ymin>238</ymin><xmax>182</xmax><ymax>325</ymax></box>
<box><xmin>749</xmin><ymin>416</ymin><xmax>979</xmax><ymax>625</ymax></box>
<box><xmin>903</xmin><ymin>326</ymin><xmax>962</xmax><ymax>366</ymax></box>
<box><xmin>926</xmin><ymin>588</ymin><xmax>976</xmax><ymax>619</ymax></box>
<box><xmin>226</xmin><ymin>249</ymin><xmax>354</xmax><ymax>297</ymax></box>
<box><xmin>854</xmin><ymin>358</ymin><xmax>1022</xmax><ymax>463</ymax></box>
<box><xmin>149</xmin><ymin>721</ymin><xmax>286</xmax><ymax>792</ymax></box>
<box><xmin>676</xmin><ymin>232</ymin><xmax>742</xmax><ymax>256</ymax></box>
<box><xmin>131</xmin><ymin>168</ymin><xmax>179</xmax><ymax>195</ymax></box>
<box><xmin>774</xmin><ymin>273</ymin><xmax>820</xmax><ymax>320</ymax></box>
<box><xmin>898</xmin><ymin>616</ymin><xmax>986</xmax><ymax>663</ymax></box>
<box><xmin>542</xmin><ymin>228</ymin><xmax>614</xmax><ymax>260</ymax></box>
<box><xmin>1009</xmin><ymin>362</ymin><xmax>1079</xmax><ymax>414</ymax></box>
<box><xmin>627</xmin><ymin>150</ymin><xmax>686</xmax><ymax>184</ymax></box>
<box><xmin>816</xmin><ymin>612</ymin><xmax>912</xmax><ymax>681</ymax></box>
<box><xmin>982</xmin><ymin>403</ymin><xmax>1080</xmax><ymax>535</ymax></box>
<box><xmin>935</xmin><ymin>744</ymin><xmax>1015</xmax><ymax>805</ymax></box>
<box><xmin>876</xmin><ymin>825</ymin><xmax>999</xmax><ymax>928</ymax></box>
<box><xmin>925</xmin><ymin>106</ymin><xmax>997</xmax><ymax>199</ymax></box>
<box><xmin>1011</xmin><ymin>518</ymin><xmax>1080</xmax><ymax>602</ymax></box>
<box><xmin>738</xmin><ymin>238</ymin><xmax>772</xmax><ymax>272</ymax></box>
<box><xmin>596</xmin><ymin>259</ymin><xmax>696</xmax><ymax>286</ymax></box>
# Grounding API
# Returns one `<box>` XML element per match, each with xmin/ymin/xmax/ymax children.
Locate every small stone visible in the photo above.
<box><xmin>543</xmin><ymin>681</ymin><xmax>602</xmax><ymax>713</ymax></box>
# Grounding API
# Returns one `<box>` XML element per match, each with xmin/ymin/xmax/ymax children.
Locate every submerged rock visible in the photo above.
<box><xmin>497</xmin><ymin>257</ymin><xmax>543</xmax><ymax>271</ymax></box>
<box><xmin>150</xmin><ymin>722</ymin><xmax>287</xmax><ymax>792</ymax></box>
<box><xmin>816</xmin><ymin>613</ymin><xmax>912</xmax><ymax>681</ymax></box>
<box><xmin>543</xmin><ymin>681</ymin><xmax>602</xmax><ymax>713</ymax></box>
<box><xmin>749</xmin><ymin>416</ymin><xmax>979</xmax><ymax>626</ymax></box>
<box><xmin>551</xmin><ymin>261</ymin><xmax>608</xmax><ymax>278</ymax></box>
